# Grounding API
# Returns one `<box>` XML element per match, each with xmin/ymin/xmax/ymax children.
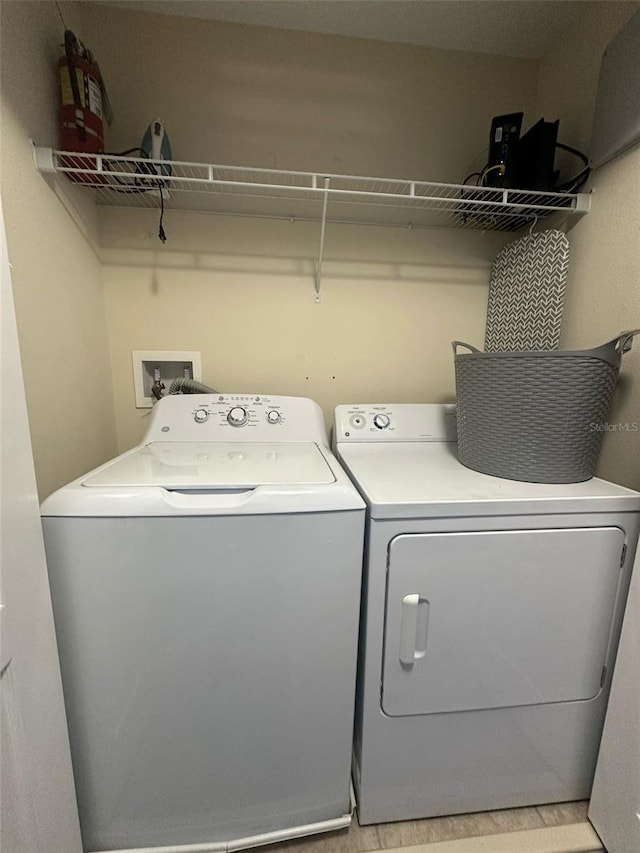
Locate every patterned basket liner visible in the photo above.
<box><xmin>485</xmin><ymin>229</ymin><xmax>570</xmax><ymax>352</ymax></box>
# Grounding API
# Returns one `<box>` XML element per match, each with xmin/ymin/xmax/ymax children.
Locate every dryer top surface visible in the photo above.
<box><xmin>336</xmin><ymin>441</ymin><xmax>640</xmax><ymax>519</ymax></box>
<box><xmin>334</xmin><ymin>403</ymin><xmax>640</xmax><ymax>518</ymax></box>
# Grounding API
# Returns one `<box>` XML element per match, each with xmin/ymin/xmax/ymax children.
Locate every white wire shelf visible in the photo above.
<box><xmin>34</xmin><ymin>147</ymin><xmax>590</xmax><ymax>300</ymax></box>
<box><xmin>35</xmin><ymin>148</ymin><xmax>590</xmax><ymax>232</ymax></box>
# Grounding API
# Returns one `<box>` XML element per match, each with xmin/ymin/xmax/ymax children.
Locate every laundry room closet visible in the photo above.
<box><xmin>0</xmin><ymin>0</ymin><xmax>640</xmax><ymax>853</ymax></box>
<box><xmin>1</xmin><ymin>0</ymin><xmax>639</xmax><ymax>497</ymax></box>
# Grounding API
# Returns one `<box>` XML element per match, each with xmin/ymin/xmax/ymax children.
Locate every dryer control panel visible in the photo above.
<box><xmin>335</xmin><ymin>403</ymin><xmax>457</xmax><ymax>442</ymax></box>
<box><xmin>144</xmin><ymin>394</ymin><xmax>328</xmax><ymax>444</ymax></box>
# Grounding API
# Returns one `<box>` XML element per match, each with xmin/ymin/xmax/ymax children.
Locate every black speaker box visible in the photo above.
<box><xmin>515</xmin><ymin>119</ymin><xmax>559</xmax><ymax>191</ymax></box>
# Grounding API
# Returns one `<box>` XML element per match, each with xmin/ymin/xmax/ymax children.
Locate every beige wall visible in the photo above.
<box><xmin>0</xmin><ymin>0</ymin><xmax>117</xmax><ymax>499</ymax></box>
<box><xmin>536</xmin><ymin>2</ymin><xmax>640</xmax><ymax>490</ymax></box>
<box><xmin>78</xmin><ymin>4</ymin><xmax>539</xmax><ymax>182</ymax></box>
<box><xmin>101</xmin><ymin>212</ymin><xmax>500</xmax><ymax>449</ymax></box>
<box><xmin>73</xmin><ymin>4</ymin><xmax>539</xmax><ymax>449</ymax></box>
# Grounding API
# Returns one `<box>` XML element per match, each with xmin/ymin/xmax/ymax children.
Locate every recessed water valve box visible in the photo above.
<box><xmin>132</xmin><ymin>350</ymin><xmax>202</xmax><ymax>408</ymax></box>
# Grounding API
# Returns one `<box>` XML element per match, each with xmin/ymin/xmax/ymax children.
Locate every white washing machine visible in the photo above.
<box><xmin>41</xmin><ymin>394</ymin><xmax>365</xmax><ymax>853</ymax></box>
<box><xmin>334</xmin><ymin>403</ymin><xmax>640</xmax><ymax>825</ymax></box>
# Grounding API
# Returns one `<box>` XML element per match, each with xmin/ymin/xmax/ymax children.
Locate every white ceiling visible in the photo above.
<box><xmin>102</xmin><ymin>0</ymin><xmax>594</xmax><ymax>60</ymax></box>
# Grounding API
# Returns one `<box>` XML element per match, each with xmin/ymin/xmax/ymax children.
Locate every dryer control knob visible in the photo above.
<box><xmin>227</xmin><ymin>406</ymin><xmax>248</xmax><ymax>427</ymax></box>
<box><xmin>194</xmin><ymin>409</ymin><xmax>209</xmax><ymax>423</ymax></box>
<box><xmin>266</xmin><ymin>410</ymin><xmax>281</xmax><ymax>424</ymax></box>
<box><xmin>373</xmin><ymin>413</ymin><xmax>391</xmax><ymax>430</ymax></box>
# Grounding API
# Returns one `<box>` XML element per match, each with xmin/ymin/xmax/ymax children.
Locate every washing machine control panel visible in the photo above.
<box><xmin>145</xmin><ymin>394</ymin><xmax>328</xmax><ymax>443</ymax></box>
<box><xmin>195</xmin><ymin>396</ymin><xmax>282</xmax><ymax>430</ymax></box>
<box><xmin>335</xmin><ymin>403</ymin><xmax>457</xmax><ymax>442</ymax></box>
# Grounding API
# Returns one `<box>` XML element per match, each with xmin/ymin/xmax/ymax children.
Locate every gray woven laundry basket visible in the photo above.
<box><xmin>453</xmin><ymin>330</ymin><xmax>639</xmax><ymax>484</ymax></box>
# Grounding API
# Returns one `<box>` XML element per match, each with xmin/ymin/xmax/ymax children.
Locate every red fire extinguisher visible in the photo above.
<box><xmin>58</xmin><ymin>30</ymin><xmax>112</xmax><ymax>157</ymax></box>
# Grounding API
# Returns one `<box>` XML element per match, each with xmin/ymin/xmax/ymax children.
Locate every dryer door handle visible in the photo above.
<box><xmin>399</xmin><ymin>594</ymin><xmax>420</xmax><ymax>665</ymax></box>
<box><xmin>399</xmin><ymin>594</ymin><xmax>429</xmax><ymax>666</ymax></box>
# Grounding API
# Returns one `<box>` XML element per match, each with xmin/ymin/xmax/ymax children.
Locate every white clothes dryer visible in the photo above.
<box><xmin>42</xmin><ymin>395</ymin><xmax>365</xmax><ymax>853</ymax></box>
<box><xmin>334</xmin><ymin>403</ymin><xmax>640</xmax><ymax>825</ymax></box>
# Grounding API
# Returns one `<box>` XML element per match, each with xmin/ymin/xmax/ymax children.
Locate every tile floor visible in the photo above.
<box><xmin>270</xmin><ymin>802</ymin><xmax>590</xmax><ymax>853</ymax></box>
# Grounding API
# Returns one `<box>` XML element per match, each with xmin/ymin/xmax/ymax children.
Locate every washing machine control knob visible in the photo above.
<box><xmin>194</xmin><ymin>409</ymin><xmax>209</xmax><ymax>423</ymax></box>
<box><xmin>373</xmin><ymin>413</ymin><xmax>391</xmax><ymax>430</ymax></box>
<box><xmin>266</xmin><ymin>410</ymin><xmax>281</xmax><ymax>424</ymax></box>
<box><xmin>227</xmin><ymin>406</ymin><xmax>248</xmax><ymax>427</ymax></box>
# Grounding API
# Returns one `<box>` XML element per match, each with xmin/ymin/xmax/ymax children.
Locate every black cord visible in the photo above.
<box><xmin>103</xmin><ymin>147</ymin><xmax>149</xmax><ymax>157</ymax></box>
<box><xmin>105</xmin><ymin>185</ymin><xmax>154</xmax><ymax>194</ymax></box>
<box><xmin>556</xmin><ymin>142</ymin><xmax>589</xmax><ymax>167</ymax></box>
<box><xmin>463</xmin><ymin>172</ymin><xmax>482</xmax><ymax>186</ymax></box>
<box><xmin>554</xmin><ymin>141</ymin><xmax>590</xmax><ymax>192</ymax></box>
<box><xmin>556</xmin><ymin>167</ymin><xmax>590</xmax><ymax>192</ymax></box>
<box><xmin>158</xmin><ymin>180</ymin><xmax>167</xmax><ymax>243</ymax></box>
<box><xmin>102</xmin><ymin>148</ymin><xmax>151</xmax><ymax>190</ymax></box>
<box><xmin>55</xmin><ymin>0</ymin><xmax>67</xmax><ymax>29</ymax></box>
<box><xmin>100</xmin><ymin>148</ymin><xmax>169</xmax><ymax>241</ymax></box>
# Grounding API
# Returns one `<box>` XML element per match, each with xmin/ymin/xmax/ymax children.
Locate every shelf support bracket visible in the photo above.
<box><xmin>314</xmin><ymin>177</ymin><xmax>330</xmax><ymax>303</ymax></box>
<box><xmin>32</xmin><ymin>143</ymin><xmax>55</xmax><ymax>173</ymax></box>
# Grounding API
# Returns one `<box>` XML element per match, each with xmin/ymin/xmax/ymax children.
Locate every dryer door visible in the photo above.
<box><xmin>382</xmin><ymin>527</ymin><xmax>625</xmax><ymax>716</ymax></box>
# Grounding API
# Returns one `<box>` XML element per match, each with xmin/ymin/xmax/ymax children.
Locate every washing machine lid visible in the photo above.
<box><xmin>337</xmin><ymin>442</ymin><xmax>640</xmax><ymax>518</ymax></box>
<box><xmin>83</xmin><ymin>442</ymin><xmax>336</xmax><ymax>489</ymax></box>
